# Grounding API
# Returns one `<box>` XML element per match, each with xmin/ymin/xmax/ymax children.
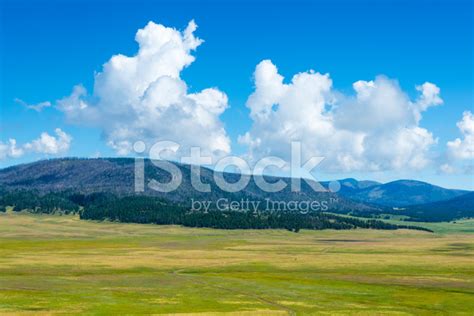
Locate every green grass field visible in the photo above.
<box><xmin>0</xmin><ymin>211</ymin><xmax>473</xmax><ymax>315</ymax></box>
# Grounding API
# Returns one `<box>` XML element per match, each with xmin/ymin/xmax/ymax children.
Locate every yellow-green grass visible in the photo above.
<box><xmin>0</xmin><ymin>211</ymin><xmax>473</xmax><ymax>315</ymax></box>
<box><xmin>385</xmin><ymin>217</ymin><xmax>474</xmax><ymax>235</ymax></box>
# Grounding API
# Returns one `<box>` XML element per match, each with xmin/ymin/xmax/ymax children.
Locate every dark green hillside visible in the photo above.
<box><xmin>402</xmin><ymin>192</ymin><xmax>474</xmax><ymax>222</ymax></box>
<box><xmin>80</xmin><ymin>194</ymin><xmax>431</xmax><ymax>232</ymax></box>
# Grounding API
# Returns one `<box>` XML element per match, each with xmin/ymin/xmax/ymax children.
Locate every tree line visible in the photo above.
<box><xmin>0</xmin><ymin>189</ymin><xmax>433</xmax><ymax>232</ymax></box>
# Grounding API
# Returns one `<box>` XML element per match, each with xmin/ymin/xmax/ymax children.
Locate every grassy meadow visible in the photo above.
<box><xmin>0</xmin><ymin>211</ymin><xmax>473</xmax><ymax>315</ymax></box>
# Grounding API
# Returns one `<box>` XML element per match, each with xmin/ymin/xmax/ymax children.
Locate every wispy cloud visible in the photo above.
<box><xmin>15</xmin><ymin>98</ymin><xmax>52</xmax><ymax>112</ymax></box>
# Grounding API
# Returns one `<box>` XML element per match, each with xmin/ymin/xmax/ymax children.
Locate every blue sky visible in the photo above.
<box><xmin>0</xmin><ymin>0</ymin><xmax>473</xmax><ymax>189</ymax></box>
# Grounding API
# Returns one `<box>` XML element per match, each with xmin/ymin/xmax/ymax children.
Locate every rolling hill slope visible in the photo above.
<box><xmin>343</xmin><ymin>180</ymin><xmax>468</xmax><ymax>207</ymax></box>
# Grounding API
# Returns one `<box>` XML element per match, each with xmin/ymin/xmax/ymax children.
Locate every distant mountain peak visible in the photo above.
<box><xmin>342</xmin><ymin>179</ymin><xmax>469</xmax><ymax>207</ymax></box>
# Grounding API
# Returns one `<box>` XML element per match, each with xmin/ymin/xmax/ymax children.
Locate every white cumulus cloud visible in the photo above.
<box><xmin>240</xmin><ymin>60</ymin><xmax>441</xmax><ymax>172</ymax></box>
<box><xmin>56</xmin><ymin>20</ymin><xmax>230</xmax><ymax>159</ymax></box>
<box><xmin>0</xmin><ymin>139</ymin><xmax>24</xmax><ymax>159</ymax></box>
<box><xmin>24</xmin><ymin>128</ymin><xmax>72</xmax><ymax>155</ymax></box>
<box><xmin>0</xmin><ymin>128</ymin><xmax>72</xmax><ymax>160</ymax></box>
<box><xmin>447</xmin><ymin>111</ymin><xmax>474</xmax><ymax>161</ymax></box>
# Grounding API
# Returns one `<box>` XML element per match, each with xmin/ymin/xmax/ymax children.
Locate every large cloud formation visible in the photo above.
<box><xmin>239</xmin><ymin>60</ymin><xmax>442</xmax><ymax>172</ymax></box>
<box><xmin>57</xmin><ymin>20</ymin><xmax>230</xmax><ymax>159</ymax></box>
<box><xmin>0</xmin><ymin>128</ymin><xmax>72</xmax><ymax>160</ymax></box>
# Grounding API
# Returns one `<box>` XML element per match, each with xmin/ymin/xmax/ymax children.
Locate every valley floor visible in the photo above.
<box><xmin>0</xmin><ymin>212</ymin><xmax>473</xmax><ymax>315</ymax></box>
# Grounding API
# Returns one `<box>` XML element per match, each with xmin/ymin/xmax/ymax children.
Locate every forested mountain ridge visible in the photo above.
<box><xmin>0</xmin><ymin>158</ymin><xmax>472</xmax><ymax>223</ymax></box>
<box><xmin>0</xmin><ymin>158</ymin><xmax>382</xmax><ymax>214</ymax></box>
